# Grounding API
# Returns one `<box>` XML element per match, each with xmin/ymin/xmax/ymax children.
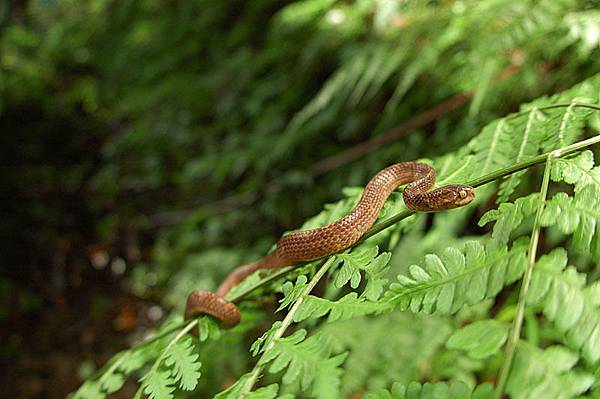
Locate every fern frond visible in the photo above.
<box><xmin>365</xmin><ymin>380</ymin><xmax>494</xmax><ymax>399</ymax></box>
<box><xmin>550</xmin><ymin>150</ymin><xmax>600</xmax><ymax>191</ymax></box>
<box><xmin>258</xmin><ymin>329</ymin><xmax>346</xmax><ymax>399</ymax></box>
<box><xmin>294</xmin><ymin>292</ymin><xmax>382</xmax><ymax>323</ymax></box>
<box><xmin>215</xmin><ymin>377</ymin><xmax>286</xmax><ymax>399</ymax></box>
<box><xmin>140</xmin><ymin>369</ymin><xmax>176</xmax><ymax>399</ymax></box>
<box><xmin>164</xmin><ymin>336</ymin><xmax>202</xmax><ymax>391</ymax></box>
<box><xmin>497</xmin><ymin>108</ymin><xmax>546</xmax><ymax>201</ymax></box>
<box><xmin>71</xmin><ymin>381</ymin><xmax>103</xmax><ymax>399</ymax></box>
<box><xmin>383</xmin><ymin>240</ymin><xmax>527</xmax><ymax>315</ymax></box>
<box><xmin>334</xmin><ymin>246</ymin><xmax>379</xmax><ymax>289</ymax></box>
<box><xmin>467</xmin><ymin>73</ymin><xmax>600</xmax><ymax>200</ymax></box>
<box><xmin>446</xmin><ymin>320</ymin><xmax>509</xmax><ymax>360</ymax></box>
<box><xmin>478</xmin><ymin>194</ymin><xmax>539</xmax><ymax>246</ymax></box>
<box><xmin>506</xmin><ymin>343</ymin><xmax>594</xmax><ymax>399</ymax></box>
<box><xmin>542</xmin><ymin>187</ymin><xmax>600</xmax><ymax>259</ymax></box>
<box><xmin>541</xmin><ymin>151</ymin><xmax>600</xmax><ymax>258</ymax></box>
<box><xmin>278</xmin><ymin>275</ymin><xmax>309</xmax><ymax>311</ymax></box>
<box><xmin>250</xmin><ymin>322</ymin><xmax>283</xmax><ymax>357</ymax></box>
<box><xmin>528</xmin><ymin>248</ymin><xmax>600</xmax><ymax>364</ymax></box>
<box><xmin>332</xmin><ymin>247</ymin><xmax>391</xmax><ymax>301</ymax></box>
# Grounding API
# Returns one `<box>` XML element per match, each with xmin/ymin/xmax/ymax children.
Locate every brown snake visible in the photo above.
<box><xmin>184</xmin><ymin>161</ymin><xmax>475</xmax><ymax>330</ymax></box>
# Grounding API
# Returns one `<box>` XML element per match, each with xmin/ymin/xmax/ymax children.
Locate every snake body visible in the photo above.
<box><xmin>185</xmin><ymin>162</ymin><xmax>475</xmax><ymax>328</ymax></box>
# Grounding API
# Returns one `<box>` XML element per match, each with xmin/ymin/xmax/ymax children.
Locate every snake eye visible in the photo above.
<box><xmin>459</xmin><ymin>190</ymin><xmax>468</xmax><ymax>199</ymax></box>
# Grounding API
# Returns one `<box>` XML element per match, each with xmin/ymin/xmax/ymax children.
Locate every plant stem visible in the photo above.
<box><xmin>238</xmin><ymin>255</ymin><xmax>339</xmax><ymax>395</ymax></box>
<box><xmin>493</xmin><ymin>152</ymin><xmax>555</xmax><ymax>398</ymax></box>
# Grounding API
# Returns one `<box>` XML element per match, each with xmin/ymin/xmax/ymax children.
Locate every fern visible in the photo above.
<box><xmin>293</xmin><ymin>292</ymin><xmax>383</xmax><ymax>323</ymax></box>
<box><xmin>506</xmin><ymin>343</ymin><xmax>594</xmax><ymax>399</ymax></box>
<box><xmin>383</xmin><ymin>240</ymin><xmax>527</xmax><ymax>315</ymax></box>
<box><xmin>528</xmin><ymin>248</ymin><xmax>600</xmax><ymax>364</ymax></box>
<box><xmin>164</xmin><ymin>337</ymin><xmax>202</xmax><ymax>391</ymax></box>
<box><xmin>446</xmin><ymin>320</ymin><xmax>509</xmax><ymax>360</ymax></box>
<box><xmin>140</xmin><ymin>369</ymin><xmax>176</xmax><ymax>399</ymax></box>
<box><xmin>365</xmin><ymin>380</ymin><xmax>494</xmax><ymax>399</ymax></box>
<box><xmin>258</xmin><ymin>329</ymin><xmax>347</xmax><ymax>399</ymax></box>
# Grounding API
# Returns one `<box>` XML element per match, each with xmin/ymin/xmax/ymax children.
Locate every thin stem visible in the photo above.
<box><xmin>493</xmin><ymin>152</ymin><xmax>555</xmax><ymax>398</ymax></box>
<box><xmin>239</xmin><ymin>255</ymin><xmax>339</xmax><ymax>395</ymax></box>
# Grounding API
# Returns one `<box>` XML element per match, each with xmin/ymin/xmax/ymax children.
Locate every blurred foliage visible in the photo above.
<box><xmin>2</xmin><ymin>0</ymin><xmax>600</xmax><ymax>398</ymax></box>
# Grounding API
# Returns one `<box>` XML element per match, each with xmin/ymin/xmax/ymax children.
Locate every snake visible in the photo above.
<box><xmin>184</xmin><ymin>161</ymin><xmax>475</xmax><ymax>329</ymax></box>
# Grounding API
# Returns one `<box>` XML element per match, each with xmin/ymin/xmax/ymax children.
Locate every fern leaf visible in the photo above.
<box><xmin>214</xmin><ymin>374</ymin><xmax>286</xmax><ymax>399</ymax></box>
<box><xmin>251</xmin><ymin>321</ymin><xmax>283</xmax><ymax>356</ymax></box>
<box><xmin>164</xmin><ymin>336</ymin><xmax>201</xmax><ymax>391</ymax></box>
<box><xmin>540</xmin><ymin>151</ymin><xmax>600</xmax><ymax>258</ymax></box>
<box><xmin>278</xmin><ymin>275</ymin><xmax>309</xmax><ymax>311</ymax></box>
<box><xmin>527</xmin><ymin>248</ymin><xmax>600</xmax><ymax>364</ymax></box>
<box><xmin>362</xmin><ymin>251</ymin><xmax>392</xmax><ymax>301</ymax></box>
<box><xmin>71</xmin><ymin>381</ymin><xmax>104</xmax><ymax>399</ymax></box>
<box><xmin>497</xmin><ymin>108</ymin><xmax>546</xmax><ymax>201</ymax></box>
<box><xmin>365</xmin><ymin>380</ymin><xmax>494</xmax><ymax>399</ymax></box>
<box><xmin>294</xmin><ymin>292</ymin><xmax>382</xmax><ymax>323</ymax></box>
<box><xmin>120</xmin><ymin>349</ymin><xmax>149</xmax><ymax>374</ymax></box>
<box><xmin>550</xmin><ymin>150</ymin><xmax>600</xmax><ymax>191</ymax></box>
<box><xmin>506</xmin><ymin>343</ymin><xmax>594</xmax><ymax>399</ymax></box>
<box><xmin>259</xmin><ymin>329</ymin><xmax>346</xmax><ymax>399</ymax></box>
<box><xmin>478</xmin><ymin>194</ymin><xmax>539</xmax><ymax>245</ymax></box>
<box><xmin>383</xmin><ymin>240</ymin><xmax>527</xmax><ymax>315</ymax></box>
<box><xmin>468</xmin><ymin>73</ymin><xmax>600</xmax><ymax>182</ymax></box>
<box><xmin>98</xmin><ymin>371</ymin><xmax>125</xmax><ymax>395</ymax></box>
<box><xmin>334</xmin><ymin>246</ymin><xmax>379</xmax><ymax>289</ymax></box>
<box><xmin>446</xmin><ymin>320</ymin><xmax>509</xmax><ymax>360</ymax></box>
<box><xmin>140</xmin><ymin>369</ymin><xmax>176</xmax><ymax>399</ymax></box>
<box><xmin>541</xmin><ymin>187</ymin><xmax>600</xmax><ymax>259</ymax></box>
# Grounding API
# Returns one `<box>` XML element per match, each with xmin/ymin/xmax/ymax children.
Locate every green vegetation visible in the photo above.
<box><xmin>3</xmin><ymin>0</ymin><xmax>600</xmax><ymax>398</ymax></box>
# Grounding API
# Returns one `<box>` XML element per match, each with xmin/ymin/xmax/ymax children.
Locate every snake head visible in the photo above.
<box><xmin>438</xmin><ymin>184</ymin><xmax>476</xmax><ymax>210</ymax></box>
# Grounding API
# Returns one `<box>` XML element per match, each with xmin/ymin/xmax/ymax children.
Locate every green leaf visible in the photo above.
<box><xmin>478</xmin><ymin>193</ymin><xmax>539</xmax><ymax>245</ymax></box>
<box><xmin>528</xmin><ymin>248</ymin><xmax>600</xmax><ymax>363</ymax></box>
<box><xmin>71</xmin><ymin>381</ymin><xmax>104</xmax><ymax>399</ymax></box>
<box><xmin>550</xmin><ymin>150</ymin><xmax>600</xmax><ymax>191</ymax></box>
<box><xmin>278</xmin><ymin>275</ymin><xmax>309</xmax><ymax>311</ymax></box>
<box><xmin>334</xmin><ymin>246</ymin><xmax>379</xmax><ymax>289</ymax></box>
<box><xmin>250</xmin><ymin>321</ymin><xmax>283</xmax><ymax>357</ymax></box>
<box><xmin>259</xmin><ymin>330</ymin><xmax>347</xmax><ymax>399</ymax></box>
<box><xmin>365</xmin><ymin>381</ymin><xmax>494</xmax><ymax>399</ymax></box>
<box><xmin>99</xmin><ymin>371</ymin><xmax>125</xmax><ymax>394</ymax></box>
<box><xmin>446</xmin><ymin>320</ymin><xmax>509</xmax><ymax>359</ymax></box>
<box><xmin>140</xmin><ymin>369</ymin><xmax>176</xmax><ymax>399</ymax></box>
<box><xmin>384</xmin><ymin>240</ymin><xmax>527</xmax><ymax>315</ymax></box>
<box><xmin>363</xmin><ymin>252</ymin><xmax>392</xmax><ymax>301</ymax></box>
<box><xmin>506</xmin><ymin>343</ymin><xmax>594</xmax><ymax>399</ymax></box>
<box><xmin>164</xmin><ymin>336</ymin><xmax>201</xmax><ymax>391</ymax></box>
<box><xmin>542</xmin><ymin>185</ymin><xmax>600</xmax><ymax>259</ymax></box>
<box><xmin>295</xmin><ymin>292</ymin><xmax>382</xmax><ymax>323</ymax></box>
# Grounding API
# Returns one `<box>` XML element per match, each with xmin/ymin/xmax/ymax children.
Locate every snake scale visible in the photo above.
<box><xmin>184</xmin><ymin>161</ymin><xmax>475</xmax><ymax>329</ymax></box>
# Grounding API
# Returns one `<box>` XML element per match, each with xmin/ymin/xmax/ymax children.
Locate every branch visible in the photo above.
<box><xmin>309</xmin><ymin>93</ymin><xmax>472</xmax><ymax>176</ymax></box>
